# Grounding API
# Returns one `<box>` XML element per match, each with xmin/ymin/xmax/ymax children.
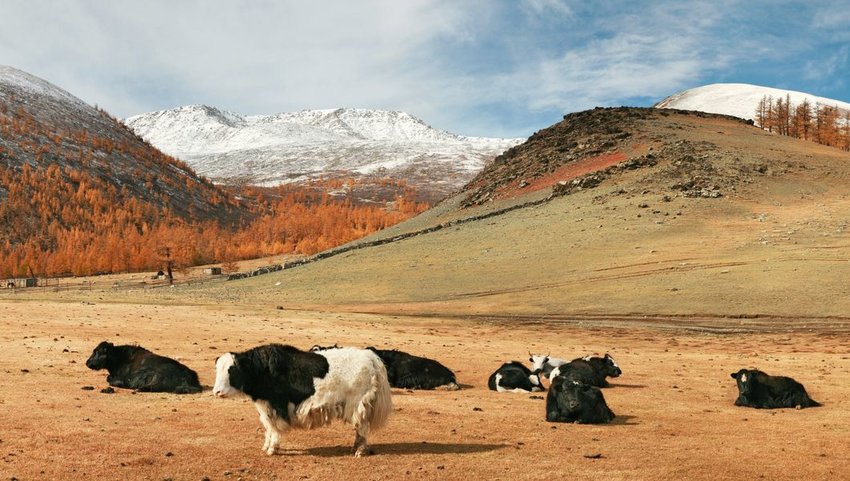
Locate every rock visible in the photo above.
<box><xmin>81</xmin><ymin>386</ymin><xmax>95</xmax><ymax>390</ymax></box>
<box><xmin>100</xmin><ymin>387</ymin><xmax>115</xmax><ymax>394</ymax></box>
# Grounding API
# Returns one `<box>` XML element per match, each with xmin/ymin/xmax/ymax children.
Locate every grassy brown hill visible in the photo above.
<box><xmin>150</xmin><ymin>107</ymin><xmax>850</xmax><ymax>325</ymax></box>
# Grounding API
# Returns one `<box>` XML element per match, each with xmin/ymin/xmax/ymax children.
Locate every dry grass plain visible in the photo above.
<box><xmin>1</xmin><ymin>300</ymin><xmax>848</xmax><ymax>481</ymax></box>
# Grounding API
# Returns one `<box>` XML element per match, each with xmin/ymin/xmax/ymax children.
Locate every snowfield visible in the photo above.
<box><xmin>125</xmin><ymin>105</ymin><xmax>524</xmax><ymax>191</ymax></box>
<box><xmin>655</xmin><ymin>83</ymin><xmax>850</xmax><ymax>121</ymax></box>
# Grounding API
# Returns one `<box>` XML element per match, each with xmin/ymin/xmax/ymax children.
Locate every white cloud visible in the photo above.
<box><xmin>0</xmin><ymin>1</ymin><xmax>475</xmax><ymax>118</ymax></box>
<box><xmin>0</xmin><ymin>1</ymin><xmax>847</xmax><ymax>137</ymax></box>
<box><xmin>522</xmin><ymin>0</ymin><xmax>573</xmax><ymax>16</ymax></box>
<box><xmin>804</xmin><ymin>45</ymin><xmax>849</xmax><ymax>87</ymax></box>
<box><xmin>463</xmin><ymin>1</ymin><xmax>750</xmax><ymax>115</ymax></box>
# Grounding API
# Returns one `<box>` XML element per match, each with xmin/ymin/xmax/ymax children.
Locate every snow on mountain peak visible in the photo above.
<box><xmin>655</xmin><ymin>83</ymin><xmax>850</xmax><ymax>121</ymax></box>
<box><xmin>124</xmin><ymin>105</ymin><xmax>524</xmax><ymax>197</ymax></box>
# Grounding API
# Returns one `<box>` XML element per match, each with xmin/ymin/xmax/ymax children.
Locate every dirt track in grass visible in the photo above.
<box><xmin>1</xmin><ymin>300</ymin><xmax>848</xmax><ymax>481</ymax></box>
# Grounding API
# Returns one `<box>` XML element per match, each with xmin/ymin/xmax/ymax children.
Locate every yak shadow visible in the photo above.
<box><xmin>607</xmin><ymin>383</ymin><xmax>646</xmax><ymax>389</ymax></box>
<box><xmin>298</xmin><ymin>441</ymin><xmax>508</xmax><ymax>457</ymax></box>
<box><xmin>392</xmin><ymin>383</ymin><xmax>474</xmax><ymax>395</ymax></box>
<box><xmin>608</xmin><ymin>414</ymin><xmax>638</xmax><ymax>426</ymax></box>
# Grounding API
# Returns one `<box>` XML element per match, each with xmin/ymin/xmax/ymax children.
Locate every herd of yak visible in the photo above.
<box><xmin>85</xmin><ymin>340</ymin><xmax>821</xmax><ymax>456</ymax></box>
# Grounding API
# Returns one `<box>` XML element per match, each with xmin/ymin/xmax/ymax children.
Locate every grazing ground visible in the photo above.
<box><xmin>1</xmin><ymin>300</ymin><xmax>848</xmax><ymax>481</ymax></box>
<box><xmin>4</xmin><ymin>109</ymin><xmax>850</xmax><ymax>480</ymax></box>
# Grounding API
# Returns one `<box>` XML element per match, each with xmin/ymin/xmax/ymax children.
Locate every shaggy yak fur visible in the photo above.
<box><xmin>213</xmin><ymin>344</ymin><xmax>392</xmax><ymax>457</ymax></box>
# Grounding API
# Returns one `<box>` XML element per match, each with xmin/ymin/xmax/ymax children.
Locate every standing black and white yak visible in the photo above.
<box><xmin>366</xmin><ymin>347</ymin><xmax>459</xmax><ymax>390</ymax></box>
<box><xmin>487</xmin><ymin>361</ymin><xmax>544</xmax><ymax>392</ymax></box>
<box><xmin>213</xmin><ymin>344</ymin><xmax>392</xmax><ymax>457</ymax></box>
<box><xmin>549</xmin><ymin>354</ymin><xmax>622</xmax><ymax>388</ymax></box>
<box><xmin>85</xmin><ymin>341</ymin><xmax>202</xmax><ymax>394</ymax></box>
<box><xmin>730</xmin><ymin>369</ymin><xmax>820</xmax><ymax>409</ymax></box>
<box><xmin>546</xmin><ymin>375</ymin><xmax>615</xmax><ymax>424</ymax></box>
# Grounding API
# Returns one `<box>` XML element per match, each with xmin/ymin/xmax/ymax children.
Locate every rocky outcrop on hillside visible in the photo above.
<box><xmin>461</xmin><ymin>107</ymin><xmax>762</xmax><ymax>208</ymax></box>
<box><xmin>462</xmin><ymin>108</ymin><xmax>647</xmax><ymax>207</ymax></box>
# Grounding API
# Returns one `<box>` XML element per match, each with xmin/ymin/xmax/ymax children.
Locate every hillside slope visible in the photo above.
<box><xmin>0</xmin><ymin>66</ymin><xmax>248</xmax><ymax>275</ymax></box>
<box><xmin>0</xmin><ymin>66</ymin><xmax>244</xmax><ymax>223</ymax></box>
<box><xmin>124</xmin><ymin>105</ymin><xmax>523</xmax><ymax>200</ymax></box>
<box><xmin>157</xmin><ymin>107</ymin><xmax>850</xmax><ymax>323</ymax></box>
<box><xmin>655</xmin><ymin>83</ymin><xmax>850</xmax><ymax>121</ymax></box>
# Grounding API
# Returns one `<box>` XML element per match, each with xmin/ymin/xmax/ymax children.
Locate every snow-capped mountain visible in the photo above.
<box><xmin>655</xmin><ymin>83</ymin><xmax>850</xmax><ymax>121</ymax></box>
<box><xmin>125</xmin><ymin>105</ymin><xmax>524</xmax><ymax>199</ymax></box>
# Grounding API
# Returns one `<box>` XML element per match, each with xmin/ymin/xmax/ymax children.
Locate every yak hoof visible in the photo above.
<box><xmin>353</xmin><ymin>446</ymin><xmax>373</xmax><ymax>457</ymax></box>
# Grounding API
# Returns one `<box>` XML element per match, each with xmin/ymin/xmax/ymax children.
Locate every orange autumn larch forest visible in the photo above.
<box><xmin>0</xmin><ymin>99</ymin><xmax>428</xmax><ymax>278</ymax></box>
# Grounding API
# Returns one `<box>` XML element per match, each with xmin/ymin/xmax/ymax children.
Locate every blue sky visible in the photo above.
<box><xmin>1</xmin><ymin>0</ymin><xmax>848</xmax><ymax>137</ymax></box>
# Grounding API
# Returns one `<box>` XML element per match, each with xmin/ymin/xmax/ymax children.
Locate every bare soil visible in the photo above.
<box><xmin>1</xmin><ymin>300</ymin><xmax>848</xmax><ymax>481</ymax></box>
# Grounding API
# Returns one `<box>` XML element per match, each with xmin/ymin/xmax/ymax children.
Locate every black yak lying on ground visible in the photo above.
<box><xmin>730</xmin><ymin>369</ymin><xmax>820</xmax><ymax>409</ymax></box>
<box><xmin>367</xmin><ymin>347</ymin><xmax>459</xmax><ymax>390</ymax></box>
<box><xmin>86</xmin><ymin>341</ymin><xmax>202</xmax><ymax>394</ymax></box>
<box><xmin>546</xmin><ymin>375</ymin><xmax>615</xmax><ymax>424</ymax></box>
<box><xmin>550</xmin><ymin>354</ymin><xmax>622</xmax><ymax>388</ymax></box>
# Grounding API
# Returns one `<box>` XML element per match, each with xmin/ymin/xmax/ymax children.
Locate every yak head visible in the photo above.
<box><xmin>603</xmin><ymin>354</ymin><xmax>622</xmax><ymax>378</ymax></box>
<box><xmin>86</xmin><ymin>341</ymin><xmax>114</xmax><ymax>370</ymax></box>
<box><xmin>213</xmin><ymin>353</ymin><xmax>245</xmax><ymax>398</ymax></box>
<box><xmin>730</xmin><ymin>368</ymin><xmax>757</xmax><ymax>397</ymax></box>
<box><xmin>529</xmin><ymin>352</ymin><xmax>550</xmax><ymax>375</ymax></box>
<box><xmin>560</xmin><ymin>381</ymin><xmax>594</xmax><ymax>412</ymax></box>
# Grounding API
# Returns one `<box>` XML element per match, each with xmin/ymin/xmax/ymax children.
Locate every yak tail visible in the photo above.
<box><xmin>364</xmin><ymin>357</ymin><xmax>393</xmax><ymax>431</ymax></box>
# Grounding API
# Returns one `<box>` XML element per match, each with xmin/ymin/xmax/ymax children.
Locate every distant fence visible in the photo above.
<box><xmin>1</xmin><ymin>274</ymin><xmax>225</xmax><ymax>294</ymax></box>
<box><xmin>226</xmin><ymin>264</ymin><xmax>283</xmax><ymax>281</ymax></box>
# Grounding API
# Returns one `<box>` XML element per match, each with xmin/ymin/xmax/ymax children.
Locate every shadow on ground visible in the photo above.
<box><xmin>298</xmin><ymin>442</ymin><xmax>508</xmax><ymax>457</ymax></box>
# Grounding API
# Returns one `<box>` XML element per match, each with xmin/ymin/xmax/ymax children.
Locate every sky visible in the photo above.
<box><xmin>1</xmin><ymin>0</ymin><xmax>848</xmax><ymax>138</ymax></box>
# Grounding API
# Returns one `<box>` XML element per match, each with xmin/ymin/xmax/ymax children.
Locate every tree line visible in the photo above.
<box><xmin>0</xmin><ymin>165</ymin><xmax>428</xmax><ymax>277</ymax></box>
<box><xmin>0</xmin><ymin>97</ymin><xmax>429</xmax><ymax>278</ymax></box>
<box><xmin>755</xmin><ymin>94</ymin><xmax>850</xmax><ymax>150</ymax></box>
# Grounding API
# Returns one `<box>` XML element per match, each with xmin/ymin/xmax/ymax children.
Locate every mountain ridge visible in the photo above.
<box><xmin>125</xmin><ymin>104</ymin><xmax>524</xmax><ymax>200</ymax></box>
